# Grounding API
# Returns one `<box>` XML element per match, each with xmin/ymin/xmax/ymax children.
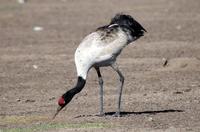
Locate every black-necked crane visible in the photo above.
<box><xmin>53</xmin><ymin>13</ymin><xmax>146</xmax><ymax>118</ymax></box>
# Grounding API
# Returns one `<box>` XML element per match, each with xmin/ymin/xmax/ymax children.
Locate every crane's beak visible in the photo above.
<box><xmin>52</xmin><ymin>106</ymin><xmax>63</xmax><ymax>119</ymax></box>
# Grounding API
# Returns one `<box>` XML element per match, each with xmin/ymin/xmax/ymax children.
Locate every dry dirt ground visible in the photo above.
<box><xmin>0</xmin><ymin>0</ymin><xmax>200</xmax><ymax>131</ymax></box>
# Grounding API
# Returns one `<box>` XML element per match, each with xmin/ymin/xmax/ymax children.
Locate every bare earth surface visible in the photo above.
<box><xmin>0</xmin><ymin>0</ymin><xmax>200</xmax><ymax>131</ymax></box>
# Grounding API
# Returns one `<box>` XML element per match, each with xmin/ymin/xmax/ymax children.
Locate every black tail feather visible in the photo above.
<box><xmin>110</xmin><ymin>13</ymin><xmax>147</xmax><ymax>38</ymax></box>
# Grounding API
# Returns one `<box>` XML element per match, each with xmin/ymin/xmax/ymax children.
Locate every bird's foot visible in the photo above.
<box><xmin>112</xmin><ymin>112</ymin><xmax>121</xmax><ymax>117</ymax></box>
<box><xmin>97</xmin><ymin>112</ymin><xmax>105</xmax><ymax>117</ymax></box>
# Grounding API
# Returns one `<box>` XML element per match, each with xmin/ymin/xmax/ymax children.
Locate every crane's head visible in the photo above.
<box><xmin>53</xmin><ymin>93</ymin><xmax>74</xmax><ymax>119</ymax></box>
<box><xmin>52</xmin><ymin>96</ymin><xmax>66</xmax><ymax>119</ymax></box>
<box><xmin>52</xmin><ymin>77</ymin><xmax>86</xmax><ymax>119</ymax></box>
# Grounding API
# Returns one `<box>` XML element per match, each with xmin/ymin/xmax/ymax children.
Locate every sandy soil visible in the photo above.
<box><xmin>0</xmin><ymin>0</ymin><xmax>200</xmax><ymax>131</ymax></box>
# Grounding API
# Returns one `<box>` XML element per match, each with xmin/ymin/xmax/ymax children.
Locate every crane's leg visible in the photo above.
<box><xmin>111</xmin><ymin>63</ymin><xmax>124</xmax><ymax>117</ymax></box>
<box><xmin>95</xmin><ymin>67</ymin><xmax>104</xmax><ymax>116</ymax></box>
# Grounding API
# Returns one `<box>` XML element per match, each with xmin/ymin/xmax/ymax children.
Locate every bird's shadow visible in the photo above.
<box><xmin>104</xmin><ymin>109</ymin><xmax>183</xmax><ymax>116</ymax></box>
<box><xmin>74</xmin><ymin>109</ymin><xmax>184</xmax><ymax>118</ymax></box>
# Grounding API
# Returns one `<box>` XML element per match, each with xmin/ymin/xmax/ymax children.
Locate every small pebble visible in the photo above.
<box><xmin>33</xmin><ymin>65</ymin><xmax>38</xmax><ymax>69</ymax></box>
<box><xmin>17</xmin><ymin>0</ymin><xmax>27</xmax><ymax>4</ymax></box>
<box><xmin>25</xmin><ymin>99</ymin><xmax>35</xmax><ymax>103</ymax></box>
<box><xmin>173</xmin><ymin>91</ymin><xmax>183</xmax><ymax>94</ymax></box>
<box><xmin>33</xmin><ymin>26</ymin><xmax>43</xmax><ymax>31</ymax></box>
<box><xmin>148</xmin><ymin>117</ymin><xmax>153</xmax><ymax>121</ymax></box>
<box><xmin>16</xmin><ymin>98</ymin><xmax>21</xmax><ymax>102</ymax></box>
<box><xmin>162</xmin><ymin>58</ymin><xmax>168</xmax><ymax>67</ymax></box>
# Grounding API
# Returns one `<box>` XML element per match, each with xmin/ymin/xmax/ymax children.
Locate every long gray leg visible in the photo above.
<box><xmin>111</xmin><ymin>63</ymin><xmax>124</xmax><ymax>117</ymax></box>
<box><xmin>95</xmin><ymin>67</ymin><xmax>104</xmax><ymax>116</ymax></box>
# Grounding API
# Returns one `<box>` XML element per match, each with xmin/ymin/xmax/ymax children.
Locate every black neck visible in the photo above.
<box><xmin>62</xmin><ymin>76</ymin><xmax>86</xmax><ymax>105</ymax></box>
<box><xmin>70</xmin><ymin>76</ymin><xmax>86</xmax><ymax>94</ymax></box>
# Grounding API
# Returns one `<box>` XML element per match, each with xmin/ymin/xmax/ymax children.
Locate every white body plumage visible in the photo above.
<box><xmin>75</xmin><ymin>27</ymin><xmax>131</xmax><ymax>79</ymax></box>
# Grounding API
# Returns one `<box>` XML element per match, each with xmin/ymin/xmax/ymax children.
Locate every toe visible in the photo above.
<box><xmin>112</xmin><ymin>112</ymin><xmax>121</xmax><ymax>117</ymax></box>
